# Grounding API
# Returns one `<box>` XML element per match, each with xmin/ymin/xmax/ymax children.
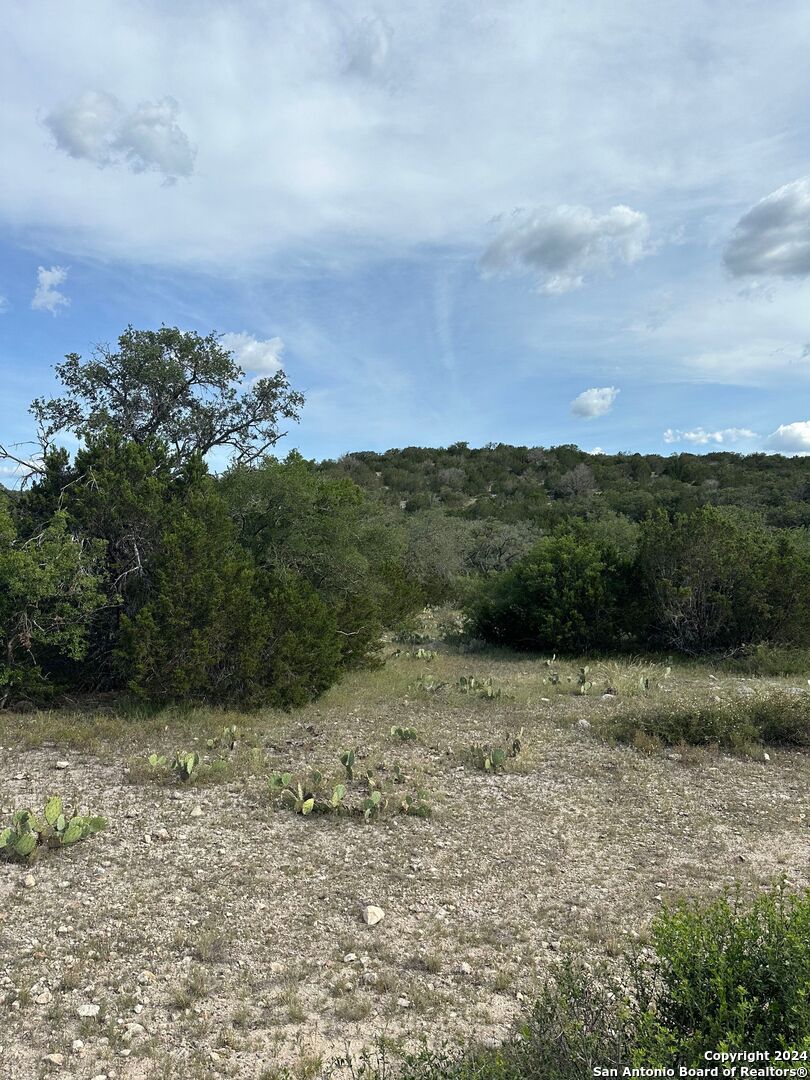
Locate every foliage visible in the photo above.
<box><xmin>29</xmin><ymin>325</ymin><xmax>303</xmax><ymax>469</ymax></box>
<box><xmin>391</xmin><ymin>725</ymin><xmax>418</xmax><ymax>741</ymax></box>
<box><xmin>637</xmin><ymin>507</ymin><xmax>810</xmax><ymax>655</ymax></box>
<box><xmin>0</xmin><ymin>504</ymin><xmax>106</xmax><ymax>706</ymax></box>
<box><xmin>116</xmin><ymin>477</ymin><xmax>342</xmax><ymax>707</ymax></box>
<box><xmin>465</xmin><ymin>536</ymin><xmax>625</xmax><ymax>652</ymax></box>
<box><xmin>466</xmin><ymin>730</ymin><xmax>523</xmax><ymax>773</ymax></box>
<box><xmin>0</xmin><ymin>798</ymin><xmax>107</xmax><ymax>862</ymax></box>
<box><xmin>598</xmin><ymin>691</ymin><xmax>810</xmax><ymax>751</ymax></box>
<box><xmin>267</xmin><ymin>771</ymin><xmax>347</xmax><ymax>816</ymax></box>
<box><xmin>221</xmin><ymin>451</ymin><xmax>422</xmax><ymax>667</ymax></box>
<box><xmin>343</xmin><ymin>884</ymin><xmax>810</xmax><ymax>1078</ymax></box>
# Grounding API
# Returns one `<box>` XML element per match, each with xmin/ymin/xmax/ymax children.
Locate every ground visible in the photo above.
<box><xmin>1</xmin><ymin>628</ymin><xmax>808</xmax><ymax>1080</ymax></box>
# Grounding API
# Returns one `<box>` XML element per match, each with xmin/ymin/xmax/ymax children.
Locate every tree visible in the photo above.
<box><xmin>26</xmin><ymin>325</ymin><xmax>303</xmax><ymax>471</ymax></box>
<box><xmin>116</xmin><ymin>480</ymin><xmax>342</xmax><ymax>707</ymax></box>
<box><xmin>466</xmin><ymin>535</ymin><xmax>626</xmax><ymax>652</ymax></box>
<box><xmin>0</xmin><ymin>503</ymin><xmax>105</xmax><ymax>705</ymax></box>
<box><xmin>221</xmin><ymin>452</ymin><xmax>421</xmax><ymax>666</ymax></box>
<box><xmin>636</xmin><ymin>507</ymin><xmax>810</xmax><ymax>654</ymax></box>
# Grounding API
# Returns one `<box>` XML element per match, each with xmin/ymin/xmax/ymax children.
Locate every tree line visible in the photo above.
<box><xmin>2</xmin><ymin>326</ymin><xmax>809</xmax><ymax>708</ymax></box>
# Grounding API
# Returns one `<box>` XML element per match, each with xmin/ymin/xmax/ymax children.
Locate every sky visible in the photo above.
<box><xmin>2</xmin><ymin>0</ymin><xmax>810</xmax><ymax>479</ymax></box>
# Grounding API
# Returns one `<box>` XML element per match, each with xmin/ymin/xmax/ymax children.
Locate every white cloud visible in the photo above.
<box><xmin>481</xmin><ymin>205</ymin><xmax>650</xmax><ymax>294</ymax></box>
<box><xmin>31</xmin><ymin>265</ymin><xmax>69</xmax><ymax>314</ymax></box>
<box><xmin>220</xmin><ymin>332</ymin><xmax>285</xmax><ymax>375</ymax></box>
<box><xmin>765</xmin><ymin>421</ymin><xmax>810</xmax><ymax>454</ymax></box>
<box><xmin>724</xmin><ymin>177</ymin><xmax>810</xmax><ymax>278</ymax></box>
<box><xmin>663</xmin><ymin>426</ymin><xmax>758</xmax><ymax>445</ymax></box>
<box><xmin>0</xmin><ymin>295</ymin><xmax>7</xmax><ymax>313</ymax></box>
<box><xmin>570</xmin><ymin>386</ymin><xmax>619</xmax><ymax>419</ymax></box>
<box><xmin>588</xmin><ymin>446</ymin><xmax>606</xmax><ymax>454</ymax></box>
<box><xmin>44</xmin><ymin>90</ymin><xmax>195</xmax><ymax>183</ymax></box>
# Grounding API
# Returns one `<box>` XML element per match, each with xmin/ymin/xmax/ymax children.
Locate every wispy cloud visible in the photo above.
<box><xmin>31</xmin><ymin>265</ymin><xmax>69</xmax><ymax>314</ymax></box>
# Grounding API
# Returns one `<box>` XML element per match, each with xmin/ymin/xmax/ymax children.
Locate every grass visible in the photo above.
<box><xmin>2</xmin><ymin>618</ymin><xmax>809</xmax><ymax>1075</ymax></box>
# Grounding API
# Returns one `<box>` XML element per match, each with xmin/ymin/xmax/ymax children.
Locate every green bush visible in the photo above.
<box><xmin>344</xmin><ymin>886</ymin><xmax>810</xmax><ymax>1078</ymax></box>
<box><xmin>465</xmin><ymin>535</ymin><xmax>626</xmax><ymax>652</ymax></box>
<box><xmin>117</xmin><ymin>480</ymin><xmax>342</xmax><ymax>707</ymax></box>
<box><xmin>637</xmin><ymin>507</ymin><xmax>810</xmax><ymax>655</ymax></box>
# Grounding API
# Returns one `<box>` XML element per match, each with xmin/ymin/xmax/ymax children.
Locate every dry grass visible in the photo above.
<box><xmin>0</xmin><ymin>629</ymin><xmax>808</xmax><ymax>1078</ymax></box>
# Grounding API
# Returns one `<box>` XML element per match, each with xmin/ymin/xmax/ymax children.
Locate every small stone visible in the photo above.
<box><xmin>57</xmin><ymin>925</ymin><xmax>69</xmax><ymax>934</ymax></box>
<box><xmin>72</xmin><ymin>1039</ymin><xmax>84</xmax><ymax>1052</ymax></box>
<box><xmin>77</xmin><ymin>1002</ymin><xmax>100</xmax><ymax>1018</ymax></box>
<box><xmin>343</xmin><ymin>953</ymin><xmax>357</xmax><ymax>963</ymax></box>
<box><xmin>763</xmin><ymin>752</ymin><xmax>771</xmax><ymax>762</ymax></box>
<box><xmin>36</xmin><ymin>989</ymin><xmax>53</xmax><ymax>1005</ymax></box>
<box><xmin>269</xmin><ymin>961</ymin><xmax>284</xmax><ymax>975</ymax></box>
<box><xmin>55</xmin><ymin>760</ymin><xmax>70</xmax><ymax>770</ymax></box>
<box><xmin>155</xmin><ymin>827</ymin><xmax>171</xmax><ymax>841</ymax></box>
<box><xmin>577</xmin><ymin>718</ymin><xmax>591</xmax><ymax>730</ymax></box>
<box><xmin>190</xmin><ymin>806</ymin><xmax>203</xmax><ymax>818</ymax></box>
<box><xmin>396</xmin><ymin>997</ymin><xmax>411</xmax><ymax>1008</ymax></box>
<box><xmin>458</xmin><ymin>962</ymin><xmax>472</xmax><ymax>975</ymax></box>
<box><xmin>43</xmin><ymin>1053</ymin><xmax>64</xmax><ymax>1066</ymax></box>
<box><xmin>23</xmin><ymin>874</ymin><xmax>36</xmax><ymax>888</ymax></box>
<box><xmin>122</xmin><ymin>1022</ymin><xmax>145</xmax><ymax>1042</ymax></box>
<box><xmin>137</xmin><ymin>970</ymin><xmax>157</xmax><ymax>985</ymax></box>
<box><xmin>361</xmin><ymin>904</ymin><xmax>385</xmax><ymax>927</ymax></box>
<box><xmin>143</xmin><ymin>833</ymin><xmax>152</xmax><ymax>845</ymax></box>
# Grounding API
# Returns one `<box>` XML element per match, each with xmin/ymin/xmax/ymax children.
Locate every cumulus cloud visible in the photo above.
<box><xmin>570</xmin><ymin>386</ymin><xmax>619</xmax><ymax>419</ymax></box>
<box><xmin>663</xmin><ymin>426</ymin><xmax>758</xmax><ymax>445</ymax></box>
<box><xmin>220</xmin><ymin>332</ymin><xmax>285</xmax><ymax>376</ymax></box>
<box><xmin>481</xmin><ymin>205</ymin><xmax>650</xmax><ymax>294</ymax></box>
<box><xmin>31</xmin><ymin>265</ymin><xmax>69</xmax><ymax>314</ymax></box>
<box><xmin>764</xmin><ymin>421</ymin><xmax>810</xmax><ymax>454</ymax></box>
<box><xmin>44</xmin><ymin>90</ymin><xmax>195</xmax><ymax>183</ymax></box>
<box><xmin>724</xmin><ymin>177</ymin><xmax>810</xmax><ymax>278</ymax></box>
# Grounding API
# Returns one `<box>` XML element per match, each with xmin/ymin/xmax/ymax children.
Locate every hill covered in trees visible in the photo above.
<box><xmin>322</xmin><ymin>441</ymin><xmax>810</xmax><ymax>529</ymax></box>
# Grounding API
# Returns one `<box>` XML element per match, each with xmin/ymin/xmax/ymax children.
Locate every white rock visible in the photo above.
<box><xmin>269</xmin><ymin>961</ymin><xmax>284</xmax><ymax>975</ymax></box>
<box><xmin>36</xmin><ymin>989</ymin><xmax>52</xmax><ymax>1005</ymax></box>
<box><xmin>43</xmin><ymin>1053</ymin><xmax>64</xmax><ymax>1066</ymax></box>
<box><xmin>458</xmin><ymin>962</ymin><xmax>472</xmax><ymax>975</ymax></box>
<box><xmin>55</xmin><ymin>760</ymin><xmax>70</xmax><ymax>770</ymax></box>
<box><xmin>577</xmin><ymin>718</ymin><xmax>591</xmax><ymax>730</ymax></box>
<box><xmin>137</xmin><ymin>970</ymin><xmax>157</xmax><ymax>984</ymax></box>
<box><xmin>23</xmin><ymin>874</ymin><xmax>36</xmax><ymax>888</ymax></box>
<box><xmin>397</xmin><ymin>997</ymin><xmax>411</xmax><ymax>1008</ymax></box>
<box><xmin>190</xmin><ymin>806</ymin><xmax>203</xmax><ymax>818</ymax></box>
<box><xmin>77</xmin><ymin>1002</ymin><xmax>100</xmax><ymax>1018</ymax></box>
<box><xmin>343</xmin><ymin>953</ymin><xmax>358</xmax><ymax>963</ymax></box>
<box><xmin>362</xmin><ymin>904</ymin><xmax>385</xmax><ymax>927</ymax></box>
<box><xmin>122</xmin><ymin>1022</ymin><xmax>145</xmax><ymax>1042</ymax></box>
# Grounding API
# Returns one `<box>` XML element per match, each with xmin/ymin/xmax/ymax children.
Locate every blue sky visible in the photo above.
<box><xmin>2</xmin><ymin>0</ymin><xmax>810</xmax><ymax>480</ymax></box>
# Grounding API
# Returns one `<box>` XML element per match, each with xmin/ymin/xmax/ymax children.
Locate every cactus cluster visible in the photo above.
<box><xmin>457</xmin><ymin>675</ymin><xmax>511</xmax><ymax>701</ymax></box>
<box><xmin>206</xmin><ymin>725</ymin><xmax>239</xmax><ymax>751</ymax></box>
<box><xmin>0</xmin><ymin>798</ymin><xmax>107</xmax><ymax>862</ymax></box>
<box><xmin>268</xmin><ymin>753</ymin><xmax>431</xmax><ymax>823</ymax></box>
<box><xmin>467</xmin><ymin>727</ymin><xmax>524</xmax><ymax>773</ymax></box>
<box><xmin>267</xmin><ymin>771</ymin><xmax>346</xmax><ymax>816</ymax></box>
<box><xmin>577</xmin><ymin>666</ymin><xmax>593</xmax><ymax>695</ymax></box>
<box><xmin>390</xmin><ymin>725</ymin><xmax>418</xmax><ymax>742</ymax></box>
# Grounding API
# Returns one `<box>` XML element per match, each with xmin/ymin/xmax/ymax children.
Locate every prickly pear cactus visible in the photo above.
<box><xmin>0</xmin><ymin>799</ymin><xmax>107</xmax><ymax>862</ymax></box>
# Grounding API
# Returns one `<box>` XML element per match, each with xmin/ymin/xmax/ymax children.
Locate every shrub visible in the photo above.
<box><xmin>465</xmin><ymin>536</ymin><xmax>627</xmax><ymax>652</ymax></box>
<box><xmin>637</xmin><ymin>507</ymin><xmax>810</xmax><ymax>655</ymax></box>
<box><xmin>599</xmin><ymin>692</ymin><xmax>809</xmax><ymax>751</ymax></box>
<box><xmin>345</xmin><ymin>885</ymin><xmax>810</xmax><ymax>1078</ymax></box>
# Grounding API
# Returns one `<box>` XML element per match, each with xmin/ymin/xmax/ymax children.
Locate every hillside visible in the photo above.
<box><xmin>322</xmin><ymin>444</ymin><xmax>810</xmax><ymax>528</ymax></box>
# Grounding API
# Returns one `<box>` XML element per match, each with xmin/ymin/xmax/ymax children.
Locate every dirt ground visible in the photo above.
<box><xmin>1</xmin><ymin>640</ymin><xmax>808</xmax><ymax>1080</ymax></box>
